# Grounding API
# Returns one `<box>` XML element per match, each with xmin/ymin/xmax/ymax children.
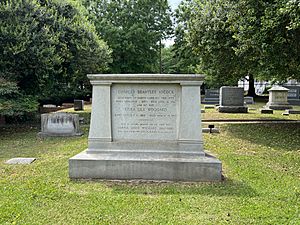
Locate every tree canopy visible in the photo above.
<box><xmin>84</xmin><ymin>0</ymin><xmax>173</xmax><ymax>73</ymax></box>
<box><xmin>174</xmin><ymin>0</ymin><xmax>300</xmax><ymax>90</ymax></box>
<box><xmin>0</xmin><ymin>0</ymin><xmax>111</xmax><ymax>112</ymax></box>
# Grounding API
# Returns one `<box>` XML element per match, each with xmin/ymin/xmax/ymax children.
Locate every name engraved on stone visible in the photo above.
<box><xmin>112</xmin><ymin>84</ymin><xmax>179</xmax><ymax>140</ymax></box>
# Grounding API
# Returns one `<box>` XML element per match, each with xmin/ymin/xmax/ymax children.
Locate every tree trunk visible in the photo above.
<box><xmin>247</xmin><ymin>74</ymin><xmax>257</xmax><ymax>97</ymax></box>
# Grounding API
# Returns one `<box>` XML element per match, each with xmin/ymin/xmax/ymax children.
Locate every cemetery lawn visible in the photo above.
<box><xmin>202</xmin><ymin>103</ymin><xmax>300</xmax><ymax>121</ymax></box>
<box><xmin>1</xmin><ymin>124</ymin><xmax>299</xmax><ymax>224</ymax></box>
<box><xmin>60</xmin><ymin>103</ymin><xmax>300</xmax><ymax>121</ymax></box>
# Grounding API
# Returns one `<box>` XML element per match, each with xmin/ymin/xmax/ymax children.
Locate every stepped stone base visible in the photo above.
<box><xmin>69</xmin><ymin>150</ymin><xmax>222</xmax><ymax>182</ymax></box>
<box><xmin>267</xmin><ymin>103</ymin><xmax>293</xmax><ymax>110</ymax></box>
<box><xmin>218</xmin><ymin>106</ymin><xmax>248</xmax><ymax>113</ymax></box>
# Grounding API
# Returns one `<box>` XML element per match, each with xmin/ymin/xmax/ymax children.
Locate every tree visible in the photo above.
<box><xmin>172</xmin><ymin>0</ymin><xmax>199</xmax><ymax>74</ymax></box>
<box><xmin>182</xmin><ymin>0</ymin><xmax>299</xmax><ymax>95</ymax></box>
<box><xmin>84</xmin><ymin>0</ymin><xmax>173</xmax><ymax>73</ymax></box>
<box><xmin>0</xmin><ymin>0</ymin><xmax>111</xmax><ymax>105</ymax></box>
<box><xmin>229</xmin><ymin>0</ymin><xmax>300</xmax><ymax>82</ymax></box>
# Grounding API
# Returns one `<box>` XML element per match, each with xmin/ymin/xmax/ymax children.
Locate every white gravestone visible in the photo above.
<box><xmin>69</xmin><ymin>74</ymin><xmax>222</xmax><ymax>181</ymax></box>
<box><xmin>39</xmin><ymin>112</ymin><xmax>83</xmax><ymax>137</ymax></box>
<box><xmin>266</xmin><ymin>86</ymin><xmax>292</xmax><ymax>110</ymax></box>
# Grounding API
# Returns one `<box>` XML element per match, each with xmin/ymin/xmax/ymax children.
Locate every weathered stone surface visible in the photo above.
<box><xmin>266</xmin><ymin>86</ymin><xmax>292</xmax><ymax>110</ymax></box>
<box><xmin>283</xmin><ymin>85</ymin><xmax>300</xmax><ymax>106</ymax></box>
<box><xmin>74</xmin><ymin>100</ymin><xmax>84</xmax><ymax>111</ymax></box>
<box><xmin>244</xmin><ymin>96</ymin><xmax>254</xmax><ymax>104</ymax></box>
<box><xmin>218</xmin><ymin>87</ymin><xmax>248</xmax><ymax>113</ymax></box>
<box><xmin>6</xmin><ymin>158</ymin><xmax>36</xmax><ymax>164</ymax></box>
<box><xmin>39</xmin><ymin>112</ymin><xmax>83</xmax><ymax>137</ymax></box>
<box><xmin>285</xmin><ymin>109</ymin><xmax>300</xmax><ymax>114</ymax></box>
<box><xmin>202</xmin><ymin>89</ymin><xmax>220</xmax><ymax>104</ymax></box>
<box><xmin>204</xmin><ymin>105</ymin><xmax>215</xmax><ymax>109</ymax></box>
<box><xmin>69</xmin><ymin>74</ymin><xmax>222</xmax><ymax>181</ymax></box>
<box><xmin>260</xmin><ymin>108</ymin><xmax>273</xmax><ymax>114</ymax></box>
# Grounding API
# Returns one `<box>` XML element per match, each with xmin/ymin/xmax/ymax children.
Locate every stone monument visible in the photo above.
<box><xmin>266</xmin><ymin>86</ymin><xmax>292</xmax><ymax>110</ymax></box>
<box><xmin>39</xmin><ymin>112</ymin><xmax>83</xmax><ymax>137</ymax></box>
<box><xmin>217</xmin><ymin>86</ymin><xmax>248</xmax><ymax>113</ymax></box>
<box><xmin>202</xmin><ymin>89</ymin><xmax>220</xmax><ymax>105</ymax></box>
<box><xmin>74</xmin><ymin>100</ymin><xmax>84</xmax><ymax>111</ymax></box>
<box><xmin>283</xmin><ymin>85</ymin><xmax>300</xmax><ymax>106</ymax></box>
<box><xmin>69</xmin><ymin>74</ymin><xmax>222</xmax><ymax>181</ymax></box>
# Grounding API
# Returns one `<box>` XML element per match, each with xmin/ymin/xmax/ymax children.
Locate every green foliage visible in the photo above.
<box><xmin>0</xmin><ymin>79</ymin><xmax>38</xmax><ymax>116</ymax></box>
<box><xmin>176</xmin><ymin>0</ymin><xmax>300</xmax><ymax>87</ymax></box>
<box><xmin>84</xmin><ymin>0</ymin><xmax>173</xmax><ymax>73</ymax></box>
<box><xmin>229</xmin><ymin>0</ymin><xmax>300</xmax><ymax>81</ymax></box>
<box><xmin>0</xmin><ymin>0</ymin><xmax>111</xmax><ymax>104</ymax></box>
<box><xmin>172</xmin><ymin>0</ymin><xmax>199</xmax><ymax>74</ymax></box>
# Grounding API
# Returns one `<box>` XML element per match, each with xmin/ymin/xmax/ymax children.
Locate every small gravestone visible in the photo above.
<box><xmin>6</xmin><ymin>158</ymin><xmax>36</xmax><ymax>164</ymax></box>
<box><xmin>43</xmin><ymin>104</ymin><xmax>56</xmax><ymax>108</ymax></box>
<box><xmin>204</xmin><ymin>105</ymin><xmax>215</xmax><ymax>109</ymax></box>
<box><xmin>217</xmin><ymin>87</ymin><xmax>248</xmax><ymax>113</ymax></box>
<box><xmin>74</xmin><ymin>100</ymin><xmax>84</xmax><ymax>111</ymax></box>
<box><xmin>285</xmin><ymin>109</ymin><xmax>300</xmax><ymax>115</ymax></box>
<box><xmin>202</xmin><ymin>89</ymin><xmax>220</xmax><ymax>104</ymax></box>
<box><xmin>244</xmin><ymin>96</ymin><xmax>254</xmax><ymax>104</ymax></box>
<box><xmin>283</xmin><ymin>85</ymin><xmax>300</xmax><ymax>105</ymax></box>
<box><xmin>266</xmin><ymin>86</ymin><xmax>292</xmax><ymax>110</ymax></box>
<box><xmin>39</xmin><ymin>112</ymin><xmax>83</xmax><ymax>137</ymax></box>
<box><xmin>260</xmin><ymin>108</ymin><xmax>273</xmax><ymax>114</ymax></box>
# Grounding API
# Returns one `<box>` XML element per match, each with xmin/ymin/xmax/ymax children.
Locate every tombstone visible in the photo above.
<box><xmin>38</xmin><ymin>112</ymin><xmax>83</xmax><ymax>137</ymax></box>
<box><xmin>217</xmin><ymin>87</ymin><xmax>248</xmax><ymax>113</ymax></box>
<box><xmin>43</xmin><ymin>104</ymin><xmax>56</xmax><ymax>108</ymax></box>
<box><xmin>244</xmin><ymin>96</ymin><xmax>254</xmax><ymax>104</ymax></box>
<box><xmin>6</xmin><ymin>158</ymin><xmax>36</xmax><ymax>165</ymax></box>
<box><xmin>266</xmin><ymin>86</ymin><xmax>292</xmax><ymax>110</ymax></box>
<box><xmin>284</xmin><ymin>109</ymin><xmax>300</xmax><ymax>115</ymax></box>
<box><xmin>69</xmin><ymin>74</ymin><xmax>222</xmax><ymax>181</ymax></box>
<box><xmin>283</xmin><ymin>85</ymin><xmax>300</xmax><ymax>106</ymax></box>
<box><xmin>202</xmin><ymin>89</ymin><xmax>220</xmax><ymax>104</ymax></box>
<box><xmin>74</xmin><ymin>100</ymin><xmax>84</xmax><ymax>111</ymax></box>
<box><xmin>260</xmin><ymin>108</ymin><xmax>273</xmax><ymax>114</ymax></box>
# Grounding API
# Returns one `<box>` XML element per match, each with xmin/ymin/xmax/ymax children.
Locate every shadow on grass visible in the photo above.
<box><xmin>224</xmin><ymin>123</ymin><xmax>300</xmax><ymax>151</ymax></box>
<box><xmin>73</xmin><ymin>178</ymin><xmax>257</xmax><ymax>197</ymax></box>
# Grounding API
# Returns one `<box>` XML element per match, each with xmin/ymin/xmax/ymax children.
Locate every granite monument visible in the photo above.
<box><xmin>69</xmin><ymin>74</ymin><xmax>222</xmax><ymax>181</ymax></box>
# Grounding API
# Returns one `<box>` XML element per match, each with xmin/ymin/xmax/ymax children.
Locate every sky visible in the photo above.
<box><xmin>169</xmin><ymin>0</ymin><xmax>181</xmax><ymax>9</ymax></box>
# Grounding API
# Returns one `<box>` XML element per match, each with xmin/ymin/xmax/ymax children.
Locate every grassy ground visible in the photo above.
<box><xmin>202</xmin><ymin>102</ymin><xmax>300</xmax><ymax>121</ymax></box>
<box><xmin>61</xmin><ymin>102</ymin><xmax>300</xmax><ymax>121</ymax></box>
<box><xmin>1</xmin><ymin>124</ymin><xmax>299</xmax><ymax>224</ymax></box>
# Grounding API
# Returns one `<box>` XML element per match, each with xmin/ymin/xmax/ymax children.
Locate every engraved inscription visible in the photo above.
<box><xmin>112</xmin><ymin>84</ymin><xmax>179</xmax><ymax>140</ymax></box>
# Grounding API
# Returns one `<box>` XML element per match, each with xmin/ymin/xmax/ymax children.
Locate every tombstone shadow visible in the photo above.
<box><xmin>73</xmin><ymin>178</ymin><xmax>257</xmax><ymax>198</ymax></box>
<box><xmin>225</xmin><ymin>123</ymin><xmax>300</xmax><ymax>151</ymax></box>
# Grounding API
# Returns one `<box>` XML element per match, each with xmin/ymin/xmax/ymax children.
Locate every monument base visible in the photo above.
<box><xmin>267</xmin><ymin>103</ymin><xmax>292</xmax><ymax>110</ymax></box>
<box><xmin>69</xmin><ymin>150</ymin><xmax>222</xmax><ymax>182</ymax></box>
<box><xmin>217</xmin><ymin>106</ymin><xmax>248</xmax><ymax>113</ymax></box>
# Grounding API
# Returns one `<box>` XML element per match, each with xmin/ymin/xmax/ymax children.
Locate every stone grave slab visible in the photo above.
<box><xmin>39</xmin><ymin>112</ymin><xmax>83</xmax><ymax>137</ymax></box>
<box><xmin>266</xmin><ymin>86</ymin><xmax>292</xmax><ymax>110</ymax></box>
<box><xmin>260</xmin><ymin>108</ymin><xmax>273</xmax><ymax>114</ymax></box>
<box><xmin>74</xmin><ymin>100</ymin><xmax>84</xmax><ymax>111</ymax></box>
<box><xmin>202</xmin><ymin>89</ymin><xmax>220</xmax><ymax>104</ymax></box>
<box><xmin>283</xmin><ymin>85</ymin><xmax>300</xmax><ymax>105</ymax></box>
<box><xmin>6</xmin><ymin>158</ymin><xmax>36</xmax><ymax>165</ymax></box>
<box><xmin>69</xmin><ymin>74</ymin><xmax>222</xmax><ymax>181</ymax></box>
<box><xmin>218</xmin><ymin>87</ymin><xmax>248</xmax><ymax>113</ymax></box>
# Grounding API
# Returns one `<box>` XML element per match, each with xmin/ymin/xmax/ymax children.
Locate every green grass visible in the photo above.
<box><xmin>1</xmin><ymin>124</ymin><xmax>299</xmax><ymax>224</ymax></box>
<box><xmin>202</xmin><ymin>102</ymin><xmax>300</xmax><ymax>120</ymax></box>
<box><xmin>60</xmin><ymin>102</ymin><xmax>300</xmax><ymax>121</ymax></box>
